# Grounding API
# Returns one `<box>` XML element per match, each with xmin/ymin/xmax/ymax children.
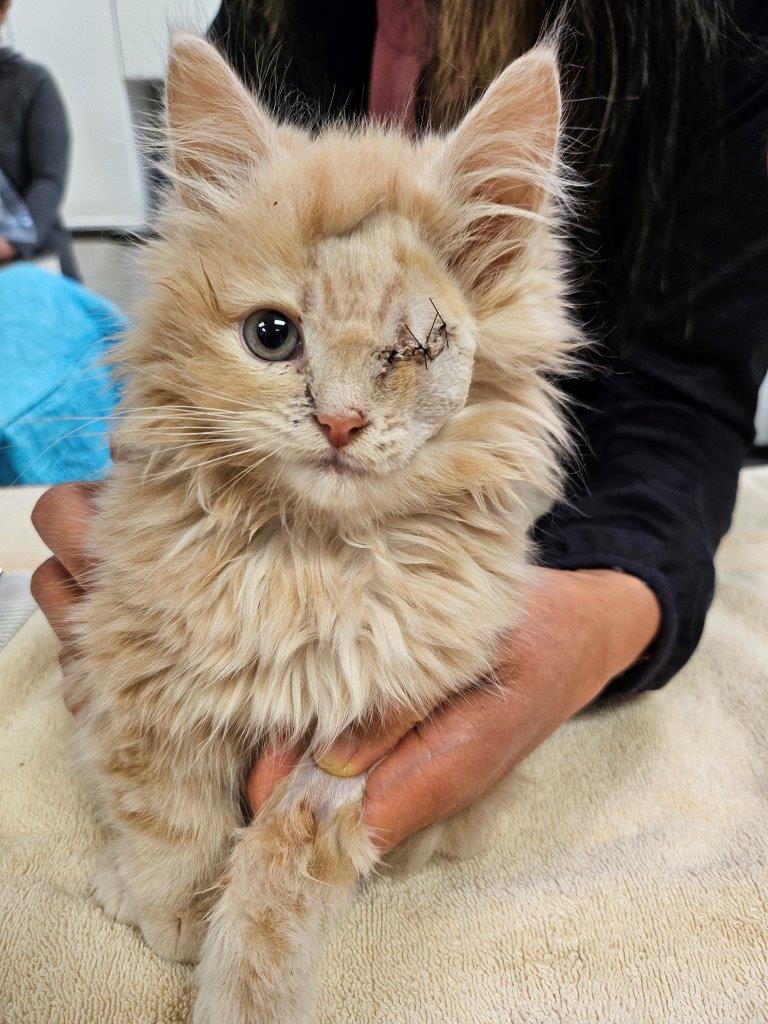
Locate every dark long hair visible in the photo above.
<box><xmin>210</xmin><ymin>0</ymin><xmax>739</xmax><ymax>346</ymax></box>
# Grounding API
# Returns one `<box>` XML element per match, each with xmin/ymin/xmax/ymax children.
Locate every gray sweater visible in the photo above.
<box><xmin>0</xmin><ymin>46</ymin><xmax>78</xmax><ymax>278</ymax></box>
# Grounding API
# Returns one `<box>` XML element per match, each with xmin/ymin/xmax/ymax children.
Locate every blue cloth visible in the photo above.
<box><xmin>0</xmin><ymin>264</ymin><xmax>125</xmax><ymax>485</ymax></box>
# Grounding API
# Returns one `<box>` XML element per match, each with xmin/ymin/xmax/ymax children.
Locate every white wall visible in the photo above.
<box><xmin>8</xmin><ymin>0</ymin><xmax>146</xmax><ymax>229</ymax></box>
<box><xmin>114</xmin><ymin>0</ymin><xmax>220</xmax><ymax>80</ymax></box>
<box><xmin>7</xmin><ymin>0</ymin><xmax>218</xmax><ymax>230</ymax></box>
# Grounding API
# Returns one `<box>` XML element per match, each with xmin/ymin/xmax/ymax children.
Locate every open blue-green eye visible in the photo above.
<box><xmin>242</xmin><ymin>309</ymin><xmax>301</xmax><ymax>361</ymax></box>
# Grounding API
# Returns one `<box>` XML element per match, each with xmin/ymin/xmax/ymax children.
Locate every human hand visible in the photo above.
<box><xmin>248</xmin><ymin>567</ymin><xmax>661</xmax><ymax>851</ymax></box>
<box><xmin>0</xmin><ymin>236</ymin><xmax>17</xmax><ymax>263</ymax></box>
<box><xmin>30</xmin><ymin>482</ymin><xmax>101</xmax><ymax>679</ymax></box>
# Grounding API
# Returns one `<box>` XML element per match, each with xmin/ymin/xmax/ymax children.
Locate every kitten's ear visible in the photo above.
<box><xmin>440</xmin><ymin>47</ymin><xmax>562</xmax><ymax>283</ymax></box>
<box><xmin>165</xmin><ymin>34</ymin><xmax>277</xmax><ymax>200</ymax></box>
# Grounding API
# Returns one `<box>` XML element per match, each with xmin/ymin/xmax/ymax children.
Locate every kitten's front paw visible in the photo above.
<box><xmin>136</xmin><ymin>904</ymin><xmax>206</xmax><ymax>965</ymax></box>
<box><xmin>92</xmin><ymin>860</ymin><xmax>136</xmax><ymax>927</ymax></box>
<box><xmin>92</xmin><ymin>862</ymin><xmax>204</xmax><ymax>963</ymax></box>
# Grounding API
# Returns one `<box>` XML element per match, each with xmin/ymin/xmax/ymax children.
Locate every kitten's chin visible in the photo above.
<box><xmin>282</xmin><ymin>456</ymin><xmax>403</xmax><ymax>511</ymax></box>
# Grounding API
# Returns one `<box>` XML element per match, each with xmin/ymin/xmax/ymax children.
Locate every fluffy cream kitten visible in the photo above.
<box><xmin>69</xmin><ymin>34</ymin><xmax>576</xmax><ymax>1024</ymax></box>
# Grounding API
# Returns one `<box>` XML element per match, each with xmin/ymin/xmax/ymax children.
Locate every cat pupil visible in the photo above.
<box><xmin>259</xmin><ymin>314</ymin><xmax>287</xmax><ymax>348</ymax></box>
<box><xmin>242</xmin><ymin>308</ymin><xmax>300</xmax><ymax>361</ymax></box>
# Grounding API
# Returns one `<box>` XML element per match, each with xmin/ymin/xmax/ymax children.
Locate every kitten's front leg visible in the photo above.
<box><xmin>89</xmin><ymin>738</ymin><xmax>242</xmax><ymax>965</ymax></box>
<box><xmin>194</xmin><ymin>759</ymin><xmax>378</xmax><ymax>1024</ymax></box>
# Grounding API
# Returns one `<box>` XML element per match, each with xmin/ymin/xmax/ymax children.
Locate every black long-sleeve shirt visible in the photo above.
<box><xmin>0</xmin><ymin>46</ymin><xmax>78</xmax><ymax>278</ymax></box>
<box><xmin>210</xmin><ymin>0</ymin><xmax>768</xmax><ymax>693</ymax></box>
<box><xmin>534</xmin><ymin>2</ymin><xmax>768</xmax><ymax>691</ymax></box>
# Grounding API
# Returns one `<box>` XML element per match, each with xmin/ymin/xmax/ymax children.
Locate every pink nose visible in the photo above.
<box><xmin>315</xmin><ymin>409</ymin><xmax>368</xmax><ymax>449</ymax></box>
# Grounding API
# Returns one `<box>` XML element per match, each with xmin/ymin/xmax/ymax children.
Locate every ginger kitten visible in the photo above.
<box><xmin>69</xmin><ymin>34</ymin><xmax>575</xmax><ymax>1024</ymax></box>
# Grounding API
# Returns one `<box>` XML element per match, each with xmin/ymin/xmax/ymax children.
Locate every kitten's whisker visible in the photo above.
<box><xmin>141</xmin><ymin>438</ymin><xmax>259</xmax><ymax>459</ymax></box>
<box><xmin>5</xmin><ymin>416</ymin><xmax>124</xmax><ymax>485</ymax></box>
<box><xmin>116</xmin><ymin>365</ymin><xmax>260</xmax><ymax>416</ymax></box>
<box><xmin>137</xmin><ymin>444</ymin><xmax>269</xmax><ymax>476</ymax></box>
<box><xmin>137</xmin><ymin>427</ymin><xmax>261</xmax><ymax>442</ymax></box>
<box><xmin>116</xmin><ymin>375</ymin><xmax>263</xmax><ymax>421</ymax></box>
<box><xmin>207</xmin><ymin>452</ymin><xmax>276</xmax><ymax>501</ymax></box>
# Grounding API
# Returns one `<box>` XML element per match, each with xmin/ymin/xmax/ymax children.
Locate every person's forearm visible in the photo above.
<box><xmin>535</xmin><ymin>373</ymin><xmax>749</xmax><ymax>695</ymax></box>
<box><xmin>22</xmin><ymin>76</ymin><xmax>69</xmax><ymax>251</ymax></box>
<box><xmin>15</xmin><ymin>182</ymin><xmax>60</xmax><ymax>255</ymax></box>
<box><xmin>552</xmin><ymin>569</ymin><xmax>660</xmax><ymax>699</ymax></box>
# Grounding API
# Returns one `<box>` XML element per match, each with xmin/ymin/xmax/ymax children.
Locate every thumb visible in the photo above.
<box><xmin>246</xmin><ymin>737</ymin><xmax>302</xmax><ymax>815</ymax></box>
<box><xmin>315</xmin><ymin>706</ymin><xmax>426</xmax><ymax>778</ymax></box>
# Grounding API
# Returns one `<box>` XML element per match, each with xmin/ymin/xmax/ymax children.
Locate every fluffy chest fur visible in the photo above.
<box><xmin>75</xmin><ymin>463</ymin><xmax>530</xmax><ymax>751</ymax></box>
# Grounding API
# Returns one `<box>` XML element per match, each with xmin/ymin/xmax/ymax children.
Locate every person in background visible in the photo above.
<box><xmin>0</xmin><ymin>0</ymin><xmax>79</xmax><ymax>278</ymax></box>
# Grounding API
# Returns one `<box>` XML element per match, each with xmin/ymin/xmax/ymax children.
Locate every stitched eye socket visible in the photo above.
<box><xmin>242</xmin><ymin>309</ymin><xmax>302</xmax><ymax>362</ymax></box>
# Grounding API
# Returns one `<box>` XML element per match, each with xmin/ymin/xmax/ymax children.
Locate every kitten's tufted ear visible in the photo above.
<box><xmin>165</xmin><ymin>34</ymin><xmax>277</xmax><ymax>200</ymax></box>
<box><xmin>440</xmin><ymin>47</ymin><xmax>563</xmax><ymax>285</ymax></box>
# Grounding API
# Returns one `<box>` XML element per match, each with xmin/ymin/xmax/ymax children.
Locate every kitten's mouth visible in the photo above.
<box><xmin>309</xmin><ymin>452</ymin><xmax>372</xmax><ymax>478</ymax></box>
<box><xmin>315</xmin><ymin>452</ymin><xmax>370</xmax><ymax>475</ymax></box>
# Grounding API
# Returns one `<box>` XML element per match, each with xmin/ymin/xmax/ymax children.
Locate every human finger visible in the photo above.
<box><xmin>30</xmin><ymin>555</ymin><xmax>84</xmax><ymax>650</ymax></box>
<box><xmin>315</xmin><ymin>704</ymin><xmax>427</xmax><ymax>778</ymax></box>
<box><xmin>31</xmin><ymin>482</ymin><xmax>101</xmax><ymax>586</ymax></box>
<box><xmin>246</xmin><ymin>738</ymin><xmax>303</xmax><ymax>815</ymax></box>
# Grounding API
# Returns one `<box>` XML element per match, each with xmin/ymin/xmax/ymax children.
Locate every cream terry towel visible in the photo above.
<box><xmin>1</xmin><ymin>469</ymin><xmax>767</xmax><ymax>1024</ymax></box>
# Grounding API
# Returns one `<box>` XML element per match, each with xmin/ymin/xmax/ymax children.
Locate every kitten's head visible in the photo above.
<box><xmin>117</xmin><ymin>36</ymin><xmax>573</xmax><ymax>522</ymax></box>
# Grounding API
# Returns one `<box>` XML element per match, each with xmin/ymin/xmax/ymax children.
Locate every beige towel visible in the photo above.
<box><xmin>2</xmin><ymin>469</ymin><xmax>767</xmax><ymax>1024</ymax></box>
